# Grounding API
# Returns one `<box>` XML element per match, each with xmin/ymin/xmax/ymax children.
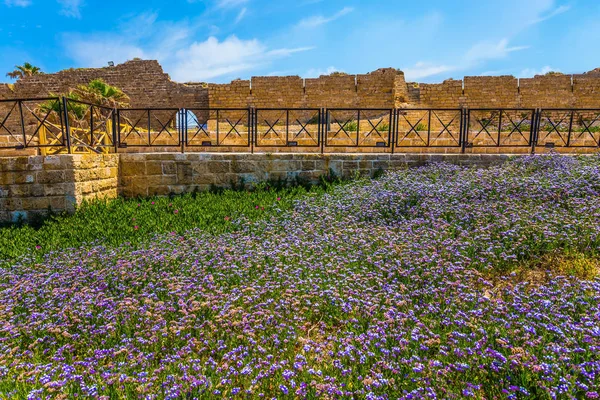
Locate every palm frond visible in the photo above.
<box><xmin>6</xmin><ymin>62</ymin><xmax>42</xmax><ymax>80</ymax></box>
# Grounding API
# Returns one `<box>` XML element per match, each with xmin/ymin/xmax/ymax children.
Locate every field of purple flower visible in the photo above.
<box><xmin>1</xmin><ymin>155</ymin><xmax>599</xmax><ymax>399</ymax></box>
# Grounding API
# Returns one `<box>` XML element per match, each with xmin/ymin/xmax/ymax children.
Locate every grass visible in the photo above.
<box><xmin>0</xmin><ymin>178</ymin><xmax>340</xmax><ymax>262</ymax></box>
<box><xmin>343</xmin><ymin>120</ymin><xmax>358</xmax><ymax>131</ymax></box>
<box><xmin>376</xmin><ymin>122</ymin><xmax>389</xmax><ymax>132</ymax></box>
<box><xmin>415</xmin><ymin>122</ymin><xmax>428</xmax><ymax>131</ymax></box>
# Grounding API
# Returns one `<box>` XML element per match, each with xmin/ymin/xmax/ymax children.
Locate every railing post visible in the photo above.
<box><xmin>567</xmin><ymin>109</ymin><xmax>574</xmax><ymax>148</ymax></box>
<box><xmin>427</xmin><ymin>110</ymin><xmax>432</xmax><ymax>147</ymax></box>
<box><xmin>497</xmin><ymin>109</ymin><xmax>502</xmax><ymax>148</ymax></box>
<box><xmin>390</xmin><ymin>109</ymin><xmax>396</xmax><ymax>155</ymax></box>
<box><xmin>320</xmin><ymin>108</ymin><xmax>326</xmax><ymax>155</ymax></box>
<box><xmin>531</xmin><ymin>108</ymin><xmax>541</xmax><ymax>154</ymax></box>
<box><xmin>461</xmin><ymin>108</ymin><xmax>468</xmax><ymax>154</ymax></box>
<box><xmin>250</xmin><ymin>107</ymin><xmax>255</xmax><ymax>154</ymax></box>
<box><xmin>356</xmin><ymin>110</ymin><xmax>361</xmax><ymax>148</ymax></box>
<box><xmin>62</xmin><ymin>97</ymin><xmax>72</xmax><ymax>154</ymax></box>
<box><xmin>180</xmin><ymin>109</ymin><xmax>186</xmax><ymax>154</ymax></box>
<box><xmin>18</xmin><ymin>100</ymin><xmax>26</xmax><ymax>150</ymax></box>
<box><xmin>286</xmin><ymin>109</ymin><xmax>290</xmax><ymax>147</ymax></box>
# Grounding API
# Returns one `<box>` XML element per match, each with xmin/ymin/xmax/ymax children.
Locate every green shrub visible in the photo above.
<box><xmin>377</xmin><ymin>122</ymin><xmax>390</xmax><ymax>132</ymax></box>
<box><xmin>415</xmin><ymin>123</ymin><xmax>428</xmax><ymax>131</ymax></box>
<box><xmin>344</xmin><ymin>120</ymin><xmax>358</xmax><ymax>131</ymax></box>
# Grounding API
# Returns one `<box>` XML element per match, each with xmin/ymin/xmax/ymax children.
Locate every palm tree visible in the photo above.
<box><xmin>39</xmin><ymin>92</ymin><xmax>87</xmax><ymax>120</ymax></box>
<box><xmin>6</xmin><ymin>62</ymin><xmax>42</xmax><ymax>79</ymax></box>
<box><xmin>38</xmin><ymin>79</ymin><xmax>130</xmax><ymax>120</ymax></box>
<box><xmin>73</xmin><ymin>79</ymin><xmax>130</xmax><ymax>108</ymax></box>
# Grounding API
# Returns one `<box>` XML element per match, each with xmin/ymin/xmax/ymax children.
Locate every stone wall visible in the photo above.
<box><xmin>0</xmin><ymin>84</ymin><xmax>13</xmax><ymax>98</ymax></box>
<box><xmin>0</xmin><ymin>61</ymin><xmax>404</xmax><ymax>110</ymax></box>
<box><xmin>2</xmin><ymin>60</ymin><xmax>600</xmax><ymax>111</ymax></box>
<box><xmin>3</xmin><ymin>151</ymin><xmax>598</xmax><ymax>221</ymax></box>
<box><xmin>3</xmin><ymin>60</ymin><xmax>207</xmax><ymax>109</ymax></box>
<box><xmin>0</xmin><ymin>154</ymin><xmax>118</xmax><ymax>222</ymax></box>
<box><xmin>118</xmin><ymin>152</ymin><xmax>512</xmax><ymax>198</ymax></box>
<box><xmin>412</xmin><ymin>72</ymin><xmax>600</xmax><ymax>109</ymax></box>
<box><xmin>207</xmin><ymin>68</ymin><xmax>402</xmax><ymax>109</ymax></box>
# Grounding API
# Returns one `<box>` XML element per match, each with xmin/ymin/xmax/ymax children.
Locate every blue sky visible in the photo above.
<box><xmin>1</xmin><ymin>0</ymin><xmax>599</xmax><ymax>83</ymax></box>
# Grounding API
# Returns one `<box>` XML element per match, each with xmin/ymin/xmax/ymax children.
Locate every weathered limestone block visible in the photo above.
<box><xmin>206</xmin><ymin>161</ymin><xmax>231</xmax><ymax>174</ymax></box>
<box><xmin>121</xmin><ymin>161</ymin><xmax>145</xmax><ymax>177</ymax></box>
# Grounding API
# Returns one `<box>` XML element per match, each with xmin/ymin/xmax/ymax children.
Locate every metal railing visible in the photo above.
<box><xmin>326</xmin><ymin>108</ymin><xmax>393</xmax><ymax>150</ymax></box>
<box><xmin>185</xmin><ymin>108</ymin><xmax>252</xmax><ymax>149</ymax></box>
<box><xmin>395</xmin><ymin>108</ymin><xmax>463</xmax><ymax>149</ymax></box>
<box><xmin>1</xmin><ymin>97</ymin><xmax>600</xmax><ymax>154</ymax></box>
<box><xmin>464</xmin><ymin>109</ymin><xmax>537</xmax><ymax>151</ymax></box>
<box><xmin>0</xmin><ymin>97</ymin><xmax>65</xmax><ymax>150</ymax></box>
<box><xmin>255</xmin><ymin>108</ymin><xmax>322</xmax><ymax>149</ymax></box>
<box><xmin>117</xmin><ymin>108</ymin><xmax>181</xmax><ymax>149</ymax></box>
<box><xmin>536</xmin><ymin>109</ymin><xmax>600</xmax><ymax>148</ymax></box>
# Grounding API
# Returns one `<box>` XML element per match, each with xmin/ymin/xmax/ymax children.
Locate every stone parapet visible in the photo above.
<box><xmin>2</xmin><ymin>151</ymin><xmax>598</xmax><ymax>222</ymax></box>
<box><xmin>0</xmin><ymin>154</ymin><xmax>118</xmax><ymax>222</ymax></box>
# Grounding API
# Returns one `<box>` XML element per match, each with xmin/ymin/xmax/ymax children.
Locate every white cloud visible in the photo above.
<box><xmin>303</xmin><ymin>66</ymin><xmax>340</xmax><ymax>78</ymax></box>
<box><xmin>65</xmin><ymin>16</ymin><xmax>314</xmax><ymax>83</ymax></box>
<box><xmin>216</xmin><ymin>0</ymin><xmax>248</xmax><ymax>8</ymax></box>
<box><xmin>57</xmin><ymin>0</ymin><xmax>83</xmax><ymax>18</ymax></box>
<box><xmin>186</xmin><ymin>0</ymin><xmax>248</xmax><ymax>7</ymax></box>
<box><xmin>64</xmin><ymin>35</ymin><xmax>147</xmax><ymax>67</ymax></box>
<box><xmin>234</xmin><ymin>7</ymin><xmax>246</xmax><ymax>24</ymax></box>
<box><xmin>170</xmin><ymin>36</ymin><xmax>264</xmax><ymax>81</ymax></box>
<box><xmin>399</xmin><ymin>38</ymin><xmax>529</xmax><ymax>81</ymax></box>
<box><xmin>266</xmin><ymin>47</ymin><xmax>314</xmax><ymax>57</ymax></box>
<box><xmin>265</xmin><ymin>69</ymin><xmax>295</xmax><ymax>76</ymax></box>
<box><xmin>479</xmin><ymin>69</ymin><xmax>511</xmax><ymax>76</ymax></box>
<box><xmin>465</xmin><ymin>38</ymin><xmax>529</xmax><ymax>64</ymax></box>
<box><xmin>402</xmin><ymin>62</ymin><xmax>455</xmax><ymax>81</ymax></box>
<box><xmin>297</xmin><ymin>6</ymin><xmax>353</xmax><ymax>28</ymax></box>
<box><xmin>529</xmin><ymin>4</ymin><xmax>570</xmax><ymax>25</ymax></box>
<box><xmin>4</xmin><ymin>0</ymin><xmax>31</xmax><ymax>6</ymax></box>
<box><xmin>518</xmin><ymin>65</ymin><xmax>559</xmax><ymax>78</ymax></box>
<box><xmin>170</xmin><ymin>36</ymin><xmax>311</xmax><ymax>81</ymax></box>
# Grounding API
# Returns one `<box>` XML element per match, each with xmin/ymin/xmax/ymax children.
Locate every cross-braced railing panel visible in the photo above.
<box><xmin>0</xmin><ymin>98</ymin><xmax>65</xmax><ymax>150</ymax></box>
<box><xmin>570</xmin><ymin>110</ymin><xmax>600</xmax><ymax>147</ymax></box>
<box><xmin>326</xmin><ymin>109</ymin><xmax>392</xmax><ymax>148</ymax></box>
<box><xmin>0</xmin><ymin>100</ymin><xmax>29</xmax><ymax>149</ymax></box>
<box><xmin>536</xmin><ymin>109</ymin><xmax>572</xmax><ymax>148</ymax></box>
<box><xmin>537</xmin><ymin>109</ymin><xmax>600</xmax><ymax>148</ymax></box>
<box><xmin>326</xmin><ymin>109</ymin><xmax>358</xmax><ymax>147</ymax></box>
<box><xmin>396</xmin><ymin>109</ymin><xmax>462</xmax><ymax>148</ymax></box>
<box><xmin>117</xmin><ymin>108</ymin><xmax>181</xmax><ymax>148</ymax></box>
<box><xmin>255</xmin><ymin>109</ymin><xmax>321</xmax><ymax>148</ymax></box>
<box><xmin>466</xmin><ymin>109</ymin><xmax>535</xmax><ymax>148</ymax></box>
<box><xmin>185</xmin><ymin>108</ymin><xmax>251</xmax><ymax>147</ymax></box>
<box><xmin>396</xmin><ymin>109</ymin><xmax>430</xmax><ymax>147</ymax></box>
